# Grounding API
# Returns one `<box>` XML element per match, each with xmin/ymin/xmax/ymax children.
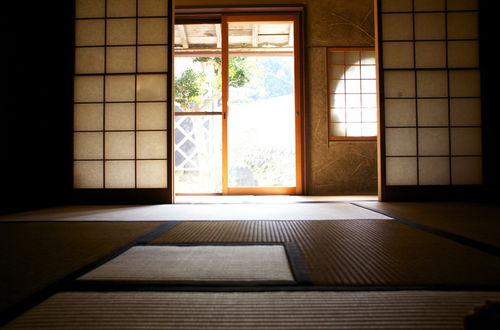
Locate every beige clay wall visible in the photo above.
<box><xmin>176</xmin><ymin>0</ymin><xmax>377</xmax><ymax>195</ymax></box>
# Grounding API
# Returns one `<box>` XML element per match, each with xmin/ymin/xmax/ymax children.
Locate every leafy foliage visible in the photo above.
<box><xmin>174</xmin><ymin>68</ymin><xmax>205</xmax><ymax>110</ymax></box>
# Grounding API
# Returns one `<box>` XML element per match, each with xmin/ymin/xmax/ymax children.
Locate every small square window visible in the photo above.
<box><xmin>328</xmin><ymin>49</ymin><xmax>377</xmax><ymax>140</ymax></box>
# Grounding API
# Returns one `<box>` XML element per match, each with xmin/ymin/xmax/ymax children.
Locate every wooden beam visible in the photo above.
<box><xmin>215</xmin><ymin>24</ymin><xmax>222</xmax><ymax>49</ymax></box>
<box><xmin>178</xmin><ymin>24</ymin><xmax>189</xmax><ymax>49</ymax></box>
<box><xmin>252</xmin><ymin>23</ymin><xmax>259</xmax><ymax>47</ymax></box>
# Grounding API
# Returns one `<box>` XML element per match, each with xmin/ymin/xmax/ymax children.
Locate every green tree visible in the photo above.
<box><xmin>174</xmin><ymin>68</ymin><xmax>205</xmax><ymax>111</ymax></box>
<box><xmin>174</xmin><ymin>56</ymin><xmax>253</xmax><ymax>112</ymax></box>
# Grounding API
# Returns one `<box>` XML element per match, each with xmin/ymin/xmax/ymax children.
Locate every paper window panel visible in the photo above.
<box><xmin>329</xmin><ymin>80</ymin><xmax>345</xmax><ymax>94</ymax></box>
<box><xmin>346</xmin><ymin>108</ymin><xmax>362</xmax><ymax>122</ymax></box>
<box><xmin>418</xmin><ymin>157</ymin><xmax>450</xmax><ymax>185</ymax></box>
<box><xmin>362</xmin><ymin>123</ymin><xmax>378</xmax><ymax>136</ymax></box>
<box><xmin>138</xmin><ymin>46</ymin><xmax>168</xmax><ymax>72</ymax></box>
<box><xmin>451</xmin><ymin>128</ymin><xmax>482</xmax><ymax>156</ymax></box>
<box><xmin>330</xmin><ymin>94</ymin><xmax>345</xmax><ymax>108</ymax></box>
<box><xmin>74</xmin><ymin>104</ymin><xmax>104</xmax><ymax>131</ymax></box>
<box><xmin>417</xmin><ymin>71</ymin><xmax>448</xmax><ymax>97</ymax></box>
<box><xmin>138</xmin><ymin>18</ymin><xmax>168</xmax><ymax>44</ymax></box>
<box><xmin>75</xmin><ymin>47</ymin><xmax>105</xmax><ymax>74</ymax></box>
<box><xmin>105</xmin><ymin>103</ymin><xmax>135</xmax><ymax>131</ymax></box>
<box><xmin>381</xmin><ymin>0</ymin><xmax>412</xmax><ymax>12</ymax></box>
<box><xmin>328</xmin><ymin>52</ymin><xmax>344</xmax><ymax>65</ymax></box>
<box><xmin>418</xmin><ymin>128</ymin><xmax>449</xmax><ymax>156</ymax></box>
<box><xmin>106</xmin><ymin>46</ymin><xmax>136</xmax><ymax>73</ymax></box>
<box><xmin>360</xmin><ymin>65</ymin><xmax>376</xmax><ymax>79</ymax></box>
<box><xmin>105</xmin><ymin>75</ymin><xmax>136</xmax><ymax>102</ymax></box>
<box><xmin>414</xmin><ymin>0</ymin><xmax>445</xmax><ymax>11</ymax></box>
<box><xmin>137</xmin><ymin>131</ymin><xmax>167</xmax><ymax>159</ymax></box>
<box><xmin>331</xmin><ymin>123</ymin><xmax>346</xmax><ymax>137</ymax></box>
<box><xmin>383</xmin><ymin>42</ymin><xmax>414</xmax><ymax>68</ymax></box>
<box><xmin>345</xmin><ymin>65</ymin><xmax>361</xmax><ymax>79</ymax></box>
<box><xmin>451</xmin><ymin>157</ymin><xmax>482</xmax><ymax>185</ymax></box>
<box><xmin>105</xmin><ymin>161</ymin><xmax>136</xmax><ymax>188</ymax></box>
<box><xmin>107</xmin><ymin>19</ymin><xmax>137</xmax><ymax>45</ymax></box>
<box><xmin>450</xmin><ymin>98</ymin><xmax>481</xmax><ymax>126</ymax></box>
<box><xmin>415</xmin><ymin>42</ymin><xmax>446</xmax><ymax>68</ymax></box>
<box><xmin>385</xmin><ymin>99</ymin><xmax>416</xmax><ymax>127</ymax></box>
<box><xmin>328</xmin><ymin>49</ymin><xmax>377</xmax><ymax>139</ymax></box>
<box><xmin>75</xmin><ymin>20</ymin><xmax>105</xmax><ymax>46</ymax></box>
<box><xmin>331</xmin><ymin>108</ymin><xmax>346</xmax><ymax>123</ymax></box>
<box><xmin>328</xmin><ymin>66</ymin><xmax>345</xmax><ymax>81</ymax></box>
<box><xmin>414</xmin><ymin>13</ymin><xmax>446</xmax><ymax>40</ymax></box>
<box><xmin>447</xmin><ymin>0</ymin><xmax>478</xmax><ymax>11</ymax></box>
<box><xmin>381</xmin><ymin>14</ymin><xmax>413</xmax><ymax>41</ymax></box>
<box><xmin>448</xmin><ymin>41</ymin><xmax>479</xmax><ymax>68</ymax></box>
<box><xmin>362</xmin><ymin>108</ymin><xmax>377</xmax><ymax>122</ymax></box>
<box><xmin>361</xmin><ymin>80</ymin><xmax>377</xmax><ymax>94</ymax></box>
<box><xmin>449</xmin><ymin>70</ymin><xmax>481</xmax><ymax>97</ymax></box>
<box><xmin>345</xmin><ymin>80</ymin><xmax>361</xmax><ymax>94</ymax></box>
<box><xmin>139</xmin><ymin>0</ymin><xmax>169</xmax><ymax>17</ymax></box>
<box><xmin>74</xmin><ymin>132</ymin><xmax>103</xmax><ymax>159</ymax></box>
<box><xmin>74</xmin><ymin>76</ymin><xmax>104</xmax><ymax>103</ymax></box>
<box><xmin>361</xmin><ymin>52</ymin><xmax>376</xmax><ymax>65</ymax></box>
<box><xmin>385</xmin><ymin>128</ymin><xmax>417</xmax><ymax>156</ymax></box>
<box><xmin>107</xmin><ymin>0</ymin><xmax>136</xmax><ymax>18</ymax></box>
<box><xmin>137</xmin><ymin>160</ymin><xmax>168</xmax><ymax>188</ymax></box>
<box><xmin>346</xmin><ymin>123</ymin><xmax>362</xmax><ymax>136</ymax></box>
<box><xmin>346</xmin><ymin>95</ymin><xmax>361</xmax><ymax>108</ymax></box>
<box><xmin>137</xmin><ymin>74</ymin><xmax>167</xmax><ymax>101</ymax></box>
<box><xmin>345</xmin><ymin>52</ymin><xmax>360</xmax><ymax>65</ymax></box>
<box><xmin>105</xmin><ymin>132</ymin><xmax>135</xmax><ymax>159</ymax></box>
<box><xmin>384</xmin><ymin>71</ymin><xmax>415</xmax><ymax>98</ymax></box>
<box><xmin>362</xmin><ymin>94</ymin><xmax>377</xmax><ymax>108</ymax></box>
<box><xmin>386</xmin><ymin>157</ymin><xmax>418</xmax><ymax>185</ymax></box>
<box><xmin>74</xmin><ymin>161</ymin><xmax>104</xmax><ymax>188</ymax></box>
<box><xmin>417</xmin><ymin>99</ymin><xmax>449</xmax><ymax>126</ymax></box>
<box><xmin>76</xmin><ymin>0</ymin><xmax>105</xmax><ymax>18</ymax></box>
<box><xmin>137</xmin><ymin>102</ymin><xmax>167</xmax><ymax>130</ymax></box>
<box><xmin>447</xmin><ymin>12</ymin><xmax>478</xmax><ymax>40</ymax></box>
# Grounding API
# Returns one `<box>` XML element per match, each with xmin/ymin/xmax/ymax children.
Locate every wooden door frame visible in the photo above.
<box><xmin>173</xmin><ymin>9</ymin><xmax>305</xmax><ymax>196</ymax></box>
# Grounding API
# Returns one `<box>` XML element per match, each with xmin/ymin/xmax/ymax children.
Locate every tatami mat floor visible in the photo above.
<box><xmin>1</xmin><ymin>200</ymin><xmax>499</xmax><ymax>328</ymax></box>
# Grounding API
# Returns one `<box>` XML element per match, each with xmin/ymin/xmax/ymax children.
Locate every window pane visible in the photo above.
<box><xmin>174</xmin><ymin>115</ymin><xmax>222</xmax><ymax>193</ymax></box>
<box><xmin>328</xmin><ymin>50</ymin><xmax>377</xmax><ymax>138</ymax></box>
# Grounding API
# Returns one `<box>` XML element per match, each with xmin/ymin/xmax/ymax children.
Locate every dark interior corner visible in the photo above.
<box><xmin>3</xmin><ymin>1</ymin><xmax>74</xmax><ymax>214</ymax></box>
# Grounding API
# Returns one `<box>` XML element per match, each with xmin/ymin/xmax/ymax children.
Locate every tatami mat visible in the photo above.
<box><xmin>356</xmin><ymin>201</ymin><xmax>500</xmax><ymax>248</ymax></box>
<box><xmin>5</xmin><ymin>291</ymin><xmax>500</xmax><ymax>329</ymax></box>
<box><xmin>78</xmin><ymin>245</ymin><xmax>295</xmax><ymax>284</ymax></box>
<box><xmin>0</xmin><ymin>222</ymin><xmax>162</xmax><ymax>314</ymax></box>
<box><xmin>0</xmin><ymin>203</ymin><xmax>392</xmax><ymax>221</ymax></box>
<box><xmin>152</xmin><ymin>220</ymin><xmax>500</xmax><ymax>286</ymax></box>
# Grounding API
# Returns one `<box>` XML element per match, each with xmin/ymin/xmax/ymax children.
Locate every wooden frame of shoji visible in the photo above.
<box><xmin>73</xmin><ymin>0</ymin><xmax>173</xmax><ymax>203</ymax></box>
<box><xmin>376</xmin><ymin>0</ymin><xmax>483</xmax><ymax>200</ymax></box>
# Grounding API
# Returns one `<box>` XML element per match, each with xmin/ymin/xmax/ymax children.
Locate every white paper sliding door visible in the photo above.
<box><xmin>377</xmin><ymin>0</ymin><xmax>482</xmax><ymax>199</ymax></box>
<box><xmin>73</xmin><ymin>0</ymin><xmax>173</xmax><ymax>200</ymax></box>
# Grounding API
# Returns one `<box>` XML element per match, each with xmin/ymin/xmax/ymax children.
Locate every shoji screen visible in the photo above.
<box><xmin>73</xmin><ymin>0</ymin><xmax>171</xmax><ymax>191</ymax></box>
<box><xmin>378</xmin><ymin>0</ymin><xmax>482</xmax><ymax>192</ymax></box>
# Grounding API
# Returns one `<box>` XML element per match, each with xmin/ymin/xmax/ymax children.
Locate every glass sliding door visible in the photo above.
<box><xmin>173</xmin><ymin>14</ymin><xmax>302</xmax><ymax>195</ymax></box>
<box><xmin>223</xmin><ymin>15</ymin><xmax>301</xmax><ymax>194</ymax></box>
<box><xmin>174</xmin><ymin>24</ymin><xmax>223</xmax><ymax>193</ymax></box>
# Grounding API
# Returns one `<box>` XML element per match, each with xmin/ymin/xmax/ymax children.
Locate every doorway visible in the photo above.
<box><xmin>174</xmin><ymin>14</ymin><xmax>302</xmax><ymax>195</ymax></box>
